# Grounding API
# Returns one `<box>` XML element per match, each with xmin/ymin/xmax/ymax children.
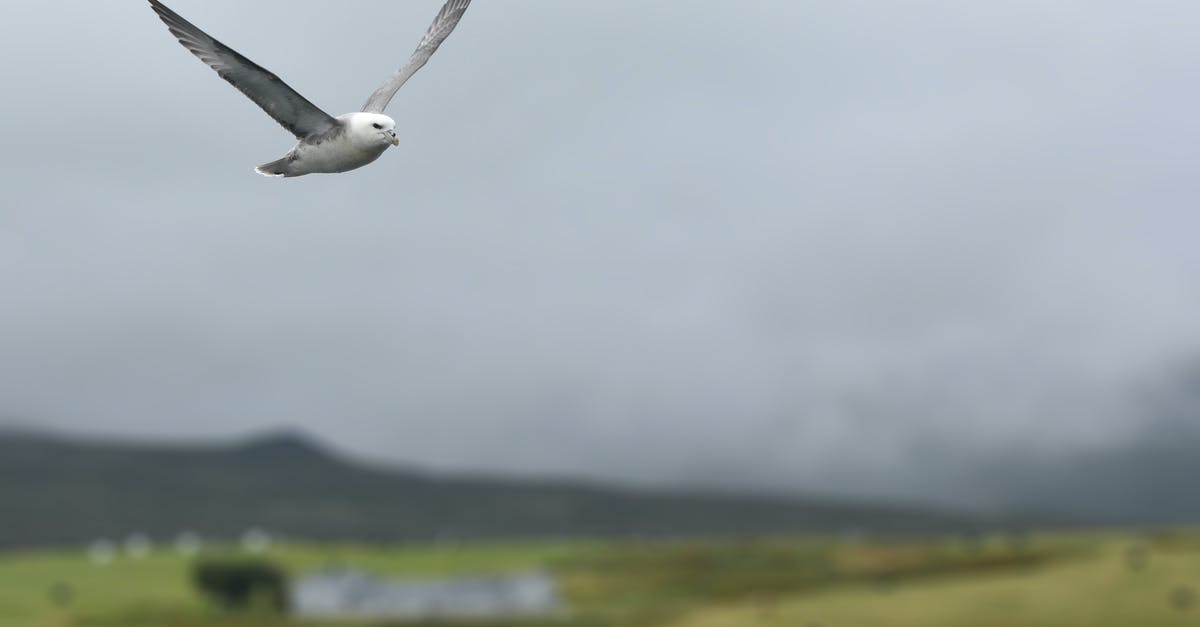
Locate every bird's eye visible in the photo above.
<box><xmin>372</xmin><ymin>123</ymin><xmax>383</xmax><ymax>130</ymax></box>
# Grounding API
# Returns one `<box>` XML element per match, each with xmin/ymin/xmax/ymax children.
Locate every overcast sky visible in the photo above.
<box><xmin>1</xmin><ymin>1</ymin><xmax>1199</xmax><ymax>504</ymax></box>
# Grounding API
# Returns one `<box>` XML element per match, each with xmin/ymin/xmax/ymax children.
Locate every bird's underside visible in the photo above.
<box><xmin>146</xmin><ymin>0</ymin><xmax>472</xmax><ymax>177</ymax></box>
<box><xmin>254</xmin><ymin>114</ymin><xmax>394</xmax><ymax>178</ymax></box>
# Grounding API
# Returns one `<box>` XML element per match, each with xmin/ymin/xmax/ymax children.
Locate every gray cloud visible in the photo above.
<box><xmin>2</xmin><ymin>0</ymin><xmax>1200</xmax><ymax>505</ymax></box>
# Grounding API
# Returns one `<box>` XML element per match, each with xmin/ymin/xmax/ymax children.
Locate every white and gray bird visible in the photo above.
<box><xmin>147</xmin><ymin>0</ymin><xmax>473</xmax><ymax>177</ymax></box>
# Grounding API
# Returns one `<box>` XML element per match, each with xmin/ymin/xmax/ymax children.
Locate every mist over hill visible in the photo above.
<box><xmin>967</xmin><ymin>416</ymin><xmax>1200</xmax><ymax>525</ymax></box>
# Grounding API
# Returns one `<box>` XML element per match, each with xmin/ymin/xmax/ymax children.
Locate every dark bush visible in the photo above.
<box><xmin>191</xmin><ymin>558</ymin><xmax>288</xmax><ymax>612</ymax></box>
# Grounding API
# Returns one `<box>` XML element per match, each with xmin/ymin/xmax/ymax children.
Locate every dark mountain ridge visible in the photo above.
<box><xmin>0</xmin><ymin>430</ymin><xmax>994</xmax><ymax>550</ymax></box>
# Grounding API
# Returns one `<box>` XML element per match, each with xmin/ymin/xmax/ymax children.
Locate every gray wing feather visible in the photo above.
<box><xmin>362</xmin><ymin>0</ymin><xmax>473</xmax><ymax>114</ymax></box>
<box><xmin>148</xmin><ymin>0</ymin><xmax>338</xmax><ymax>139</ymax></box>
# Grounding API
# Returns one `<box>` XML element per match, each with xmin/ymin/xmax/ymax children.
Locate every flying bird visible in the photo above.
<box><xmin>147</xmin><ymin>0</ymin><xmax>473</xmax><ymax>178</ymax></box>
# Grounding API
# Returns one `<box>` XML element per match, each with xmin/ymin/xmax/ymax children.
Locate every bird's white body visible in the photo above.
<box><xmin>256</xmin><ymin>113</ymin><xmax>399</xmax><ymax>178</ymax></box>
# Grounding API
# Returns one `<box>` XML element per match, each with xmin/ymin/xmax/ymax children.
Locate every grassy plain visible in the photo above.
<box><xmin>0</xmin><ymin>530</ymin><xmax>1197</xmax><ymax>627</ymax></box>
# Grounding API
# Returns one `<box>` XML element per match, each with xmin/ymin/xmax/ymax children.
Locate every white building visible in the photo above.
<box><xmin>291</xmin><ymin>569</ymin><xmax>560</xmax><ymax>620</ymax></box>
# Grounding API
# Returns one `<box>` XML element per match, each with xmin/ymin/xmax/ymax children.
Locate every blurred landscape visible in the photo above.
<box><xmin>3</xmin><ymin>527</ymin><xmax>1200</xmax><ymax>627</ymax></box>
<box><xmin>2</xmin><ymin>429</ymin><xmax>1200</xmax><ymax>626</ymax></box>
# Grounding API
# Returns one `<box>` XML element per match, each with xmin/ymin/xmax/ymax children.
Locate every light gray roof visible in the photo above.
<box><xmin>292</xmin><ymin>569</ymin><xmax>560</xmax><ymax>620</ymax></box>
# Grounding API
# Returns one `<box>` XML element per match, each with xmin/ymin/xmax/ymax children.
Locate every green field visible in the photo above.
<box><xmin>1</xmin><ymin>531</ymin><xmax>1197</xmax><ymax>627</ymax></box>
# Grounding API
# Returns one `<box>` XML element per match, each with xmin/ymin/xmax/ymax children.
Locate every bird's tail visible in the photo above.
<box><xmin>255</xmin><ymin>157</ymin><xmax>291</xmax><ymax>178</ymax></box>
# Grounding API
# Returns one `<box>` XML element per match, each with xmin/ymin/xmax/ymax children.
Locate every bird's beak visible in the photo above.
<box><xmin>387</xmin><ymin>130</ymin><xmax>399</xmax><ymax>146</ymax></box>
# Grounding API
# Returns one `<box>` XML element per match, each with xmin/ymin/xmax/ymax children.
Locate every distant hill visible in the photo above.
<box><xmin>0</xmin><ymin>430</ymin><xmax>995</xmax><ymax>549</ymax></box>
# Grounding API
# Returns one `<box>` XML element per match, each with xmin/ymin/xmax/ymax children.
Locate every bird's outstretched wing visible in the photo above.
<box><xmin>362</xmin><ymin>0</ymin><xmax>473</xmax><ymax>114</ymax></box>
<box><xmin>148</xmin><ymin>0</ymin><xmax>338</xmax><ymax>139</ymax></box>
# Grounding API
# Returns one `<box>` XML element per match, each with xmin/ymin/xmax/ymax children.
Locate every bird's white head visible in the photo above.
<box><xmin>343</xmin><ymin>112</ymin><xmax>399</xmax><ymax>148</ymax></box>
